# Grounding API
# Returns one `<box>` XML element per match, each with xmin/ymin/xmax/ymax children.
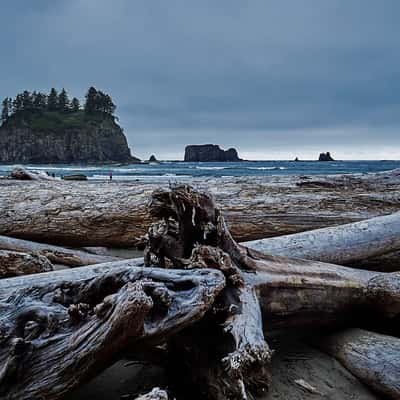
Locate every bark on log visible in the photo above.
<box><xmin>0</xmin><ymin>261</ymin><xmax>225</xmax><ymax>400</ymax></box>
<box><xmin>0</xmin><ymin>250</ymin><xmax>53</xmax><ymax>278</ymax></box>
<box><xmin>245</xmin><ymin>211</ymin><xmax>400</xmax><ymax>271</ymax></box>
<box><xmin>319</xmin><ymin>329</ymin><xmax>400</xmax><ymax>400</ymax></box>
<box><xmin>145</xmin><ymin>185</ymin><xmax>400</xmax><ymax>400</ymax></box>
<box><xmin>0</xmin><ymin>235</ymin><xmax>117</xmax><ymax>267</ymax></box>
<box><xmin>1</xmin><ymin>169</ymin><xmax>400</xmax><ymax>247</ymax></box>
<box><xmin>135</xmin><ymin>388</ymin><xmax>169</xmax><ymax>400</ymax></box>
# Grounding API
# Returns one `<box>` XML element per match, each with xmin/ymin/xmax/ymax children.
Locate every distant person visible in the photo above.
<box><xmin>51</xmin><ymin>173</ymin><xmax>55</xmax><ymax>178</ymax></box>
<box><xmin>109</xmin><ymin>171</ymin><xmax>113</xmax><ymax>181</ymax></box>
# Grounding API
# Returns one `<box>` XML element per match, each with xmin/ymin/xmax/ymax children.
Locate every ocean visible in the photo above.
<box><xmin>0</xmin><ymin>160</ymin><xmax>399</xmax><ymax>182</ymax></box>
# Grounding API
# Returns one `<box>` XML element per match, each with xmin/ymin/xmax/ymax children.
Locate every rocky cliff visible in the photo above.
<box><xmin>184</xmin><ymin>144</ymin><xmax>241</xmax><ymax>162</ymax></box>
<box><xmin>0</xmin><ymin>111</ymin><xmax>138</xmax><ymax>163</ymax></box>
<box><xmin>318</xmin><ymin>152</ymin><xmax>334</xmax><ymax>161</ymax></box>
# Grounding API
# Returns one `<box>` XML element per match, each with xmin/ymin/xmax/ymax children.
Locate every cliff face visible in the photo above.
<box><xmin>318</xmin><ymin>152</ymin><xmax>334</xmax><ymax>161</ymax></box>
<box><xmin>184</xmin><ymin>144</ymin><xmax>241</xmax><ymax>162</ymax></box>
<box><xmin>0</xmin><ymin>111</ymin><xmax>138</xmax><ymax>163</ymax></box>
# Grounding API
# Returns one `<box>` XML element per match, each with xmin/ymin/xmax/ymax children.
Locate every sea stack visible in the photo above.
<box><xmin>318</xmin><ymin>152</ymin><xmax>334</xmax><ymax>161</ymax></box>
<box><xmin>184</xmin><ymin>144</ymin><xmax>241</xmax><ymax>162</ymax></box>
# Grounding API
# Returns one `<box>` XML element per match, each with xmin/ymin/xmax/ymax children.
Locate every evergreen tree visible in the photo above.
<box><xmin>1</xmin><ymin>98</ymin><xmax>10</xmax><ymax>122</ymax></box>
<box><xmin>84</xmin><ymin>86</ymin><xmax>98</xmax><ymax>113</ymax></box>
<box><xmin>48</xmin><ymin>88</ymin><xmax>59</xmax><ymax>111</ymax></box>
<box><xmin>12</xmin><ymin>94</ymin><xmax>23</xmax><ymax>113</ymax></box>
<box><xmin>33</xmin><ymin>92</ymin><xmax>47</xmax><ymax>110</ymax></box>
<box><xmin>71</xmin><ymin>97</ymin><xmax>80</xmax><ymax>112</ymax></box>
<box><xmin>58</xmin><ymin>88</ymin><xmax>70</xmax><ymax>112</ymax></box>
<box><xmin>22</xmin><ymin>90</ymin><xmax>33</xmax><ymax>110</ymax></box>
<box><xmin>104</xmin><ymin>94</ymin><xmax>116</xmax><ymax>115</ymax></box>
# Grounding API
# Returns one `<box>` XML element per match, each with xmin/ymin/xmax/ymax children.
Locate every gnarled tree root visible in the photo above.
<box><xmin>318</xmin><ymin>329</ymin><xmax>400</xmax><ymax>400</ymax></box>
<box><xmin>145</xmin><ymin>185</ymin><xmax>400</xmax><ymax>400</ymax></box>
<box><xmin>0</xmin><ymin>264</ymin><xmax>224</xmax><ymax>399</ymax></box>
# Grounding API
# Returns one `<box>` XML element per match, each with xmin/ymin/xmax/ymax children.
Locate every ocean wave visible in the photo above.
<box><xmin>246</xmin><ymin>166</ymin><xmax>287</xmax><ymax>170</ymax></box>
<box><xmin>194</xmin><ymin>166</ymin><xmax>228</xmax><ymax>170</ymax></box>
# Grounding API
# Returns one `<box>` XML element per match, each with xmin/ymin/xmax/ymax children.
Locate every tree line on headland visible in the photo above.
<box><xmin>1</xmin><ymin>86</ymin><xmax>116</xmax><ymax>123</ymax></box>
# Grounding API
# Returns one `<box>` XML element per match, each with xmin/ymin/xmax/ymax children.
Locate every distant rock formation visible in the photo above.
<box><xmin>149</xmin><ymin>155</ymin><xmax>159</xmax><ymax>163</ymax></box>
<box><xmin>318</xmin><ymin>152</ymin><xmax>334</xmax><ymax>161</ymax></box>
<box><xmin>184</xmin><ymin>144</ymin><xmax>241</xmax><ymax>162</ymax></box>
<box><xmin>294</xmin><ymin>157</ymin><xmax>299</xmax><ymax>162</ymax></box>
<box><xmin>0</xmin><ymin>110</ymin><xmax>139</xmax><ymax>164</ymax></box>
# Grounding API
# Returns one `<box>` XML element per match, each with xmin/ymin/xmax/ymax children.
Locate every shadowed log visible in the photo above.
<box><xmin>0</xmin><ymin>235</ymin><xmax>117</xmax><ymax>267</ymax></box>
<box><xmin>0</xmin><ymin>250</ymin><xmax>53</xmax><ymax>278</ymax></box>
<box><xmin>245</xmin><ymin>211</ymin><xmax>400</xmax><ymax>271</ymax></box>
<box><xmin>0</xmin><ymin>262</ymin><xmax>225</xmax><ymax>400</ymax></box>
<box><xmin>135</xmin><ymin>388</ymin><xmax>169</xmax><ymax>400</ymax></box>
<box><xmin>1</xmin><ymin>169</ymin><xmax>400</xmax><ymax>247</ymax></box>
<box><xmin>319</xmin><ymin>329</ymin><xmax>400</xmax><ymax>400</ymax></box>
<box><xmin>145</xmin><ymin>185</ymin><xmax>400</xmax><ymax>400</ymax></box>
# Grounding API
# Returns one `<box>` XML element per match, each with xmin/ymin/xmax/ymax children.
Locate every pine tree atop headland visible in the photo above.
<box><xmin>1</xmin><ymin>87</ymin><xmax>117</xmax><ymax>126</ymax></box>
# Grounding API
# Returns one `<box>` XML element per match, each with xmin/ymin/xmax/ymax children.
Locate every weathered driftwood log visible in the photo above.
<box><xmin>145</xmin><ymin>185</ymin><xmax>400</xmax><ymax>400</ymax></box>
<box><xmin>245</xmin><ymin>211</ymin><xmax>400</xmax><ymax>271</ymax></box>
<box><xmin>0</xmin><ymin>235</ymin><xmax>117</xmax><ymax>267</ymax></box>
<box><xmin>319</xmin><ymin>329</ymin><xmax>400</xmax><ymax>400</ymax></box>
<box><xmin>0</xmin><ymin>249</ymin><xmax>53</xmax><ymax>278</ymax></box>
<box><xmin>135</xmin><ymin>388</ymin><xmax>169</xmax><ymax>400</ymax></box>
<box><xmin>0</xmin><ymin>260</ymin><xmax>224</xmax><ymax>400</ymax></box>
<box><xmin>1</xmin><ymin>169</ymin><xmax>400</xmax><ymax>246</ymax></box>
<box><xmin>10</xmin><ymin>167</ymin><xmax>57</xmax><ymax>181</ymax></box>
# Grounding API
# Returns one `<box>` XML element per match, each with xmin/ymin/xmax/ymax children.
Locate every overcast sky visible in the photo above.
<box><xmin>1</xmin><ymin>0</ymin><xmax>400</xmax><ymax>160</ymax></box>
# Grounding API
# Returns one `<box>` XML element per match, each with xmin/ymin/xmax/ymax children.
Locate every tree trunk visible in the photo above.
<box><xmin>1</xmin><ymin>169</ymin><xmax>400</xmax><ymax>247</ymax></box>
<box><xmin>244</xmin><ymin>211</ymin><xmax>400</xmax><ymax>271</ymax></box>
<box><xmin>0</xmin><ymin>261</ymin><xmax>225</xmax><ymax>400</ymax></box>
<box><xmin>0</xmin><ymin>235</ymin><xmax>117</xmax><ymax>267</ymax></box>
<box><xmin>145</xmin><ymin>185</ymin><xmax>400</xmax><ymax>400</ymax></box>
<box><xmin>0</xmin><ymin>250</ymin><xmax>53</xmax><ymax>278</ymax></box>
<box><xmin>319</xmin><ymin>329</ymin><xmax>400</xmax><ymax>400</ymax></box>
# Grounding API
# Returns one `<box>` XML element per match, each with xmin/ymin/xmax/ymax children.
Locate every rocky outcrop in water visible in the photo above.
<box><xmin>184</xmin><ymin>144</ymin><xmax>241</xmax><ymax>162</ymax></box>
<box><xmin>0</xmin><ymin>111</ymin><xmax>139</xmax><ymax>164</ymax></box>
<box><xmin>318</xmin><ymin>152</ymin><xmax>334</xmax><ymax>161</ymax></box>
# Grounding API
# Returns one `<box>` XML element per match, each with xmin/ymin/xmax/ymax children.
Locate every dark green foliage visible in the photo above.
<box><xmin>71</xmin><ymin>97</ymin><xmax>80</xmax><ymax>112</ymax></box>
<box><xmin>1</xmin><ymin>86</ymin><xmax>116</xmax><ymax>127</ymax></box>
<box><xmin>1</xmin><ymin>98</ymin><xmax>11</xmax><ymax>122</ymax></box>
<box><xmin>58</xmin><ymin>88</ymin><xmax>70</xmax><ymax>112</ymax></box>
<box><xmin>84</xmin><ymin>86</ymin><xmax>116</xmax><ymax>115</ymax></box>
<box><xmin>48</xmin><ymin>88</ymin><xmax>59</xmax><ymax>111</ymax></box>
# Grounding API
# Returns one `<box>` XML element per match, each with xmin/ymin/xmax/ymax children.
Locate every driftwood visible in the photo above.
<box><xmin>319</xmin><ymin>329</ymin><xmax>400</xmax><ymax>400</ymax></box>
<box><xmin>1</xmin><ymin>169</ymin><xmax>400</xmax><ymax>247</ymax></box>
<box><xmin>0</xmin><ymin>235</ymin><xmax>117</xmax><ymax>267</ymax></box>
<box><xmin>0</xmin><ymin>250</ymin><xmax>53</xmax><ymax>278</ymax></box>
<box><xmin>245</xmin><ymin>211</ymin><xmax>400</xmax><ymax>271</ymax></box>
<box><xmin>0</xmin><ymin>260</ymin><xmax>224</xmax><ymax>400</ymax></box>
<box><xmin>9</xmin><ymin>167</ymin><xmax>57</xmax><ymax>181</ymax></box>
<box><xmin>144</xmin><ymin>185</ymin><xmax>400</xmax><ymax>400</ymax></box>
<box><xmin>135</xmin><ymin>388</ymin><xmax>169</xmax><ymax>400</ymax></box>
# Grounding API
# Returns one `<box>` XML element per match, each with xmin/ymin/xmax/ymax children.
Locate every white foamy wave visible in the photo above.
<box><xmin>246</xmin><ymin>166</ymin><xmax>287</xmax><ymax>170</ymax></box>
<box><xmin>195</xmin><ymin>166</ymin><xmax>229</xmax><ymax>170</ymax></box>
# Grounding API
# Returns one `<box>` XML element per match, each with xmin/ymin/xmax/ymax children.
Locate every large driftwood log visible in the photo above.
<box><xmin>0</xmin><ymin>261</ymin><xmax>225</xmax><ymax>400</ymax></box>
<box><xmin>0</xmin><ymin>235</ymin><xmax>117</xmax><ymax>267</ymax></box>
<box><xmin>245</xmin><ymin>211</ymin><xmax>400</xmax><ymax>271</ymax></box>
<box><xmin>1</xmin><ymin>169</ymin><xmax>400</xmax><ymax>246</ymax></box>
<box><xmin>145</xmin><ymin>185</ymin><xmax>400</xmax><ymax>400</ymax></box>
<box><xmin>319</xmin><ymin>329</ymin><xmax>400</xmax><ymax>400</ymax></box>
<box><xmin>135</xmin><ymin>388</ymin><xmax>169</xmax><ymax>400</ymax></box>
<box><xmin>0</xmin><ymin>250</ymin><xmax>53</xmax><ymax>278</ymax></box>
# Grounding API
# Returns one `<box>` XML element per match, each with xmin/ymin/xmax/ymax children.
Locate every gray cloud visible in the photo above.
<box><xmin>1</xmin><ymin>0</ymin><xmax>400</xmax><ymax>159</ymax></box>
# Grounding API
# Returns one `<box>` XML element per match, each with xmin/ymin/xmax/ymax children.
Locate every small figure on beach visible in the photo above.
<box><xmin>109</xmin><ymin>171</ymin><xmax>113</xmax><ymax>181</ymax></box>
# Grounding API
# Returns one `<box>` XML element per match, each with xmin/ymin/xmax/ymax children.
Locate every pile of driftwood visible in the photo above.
<box><xmin>1</xmin><ymin>183</ymin><xmax>400</xmax><ymax>399</ymax></box>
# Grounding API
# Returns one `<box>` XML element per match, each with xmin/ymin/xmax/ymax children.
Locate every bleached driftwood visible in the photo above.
<box><xmin>1</xmin><ymin>169</ymin><xmax>400</xmax><ymax>247</ymax></box>
<box><xmin>0</xmin><ymin>249</ymin><xmax>53</xmax><ymax>278</ymax></box>
<box><xmin>10</xmin><ymin>167</ymin><xmax>57</xmax><ymax>181</ymax></box>
<box><xmin>0</xmin><ymin>260</ymin><xmax>224</xmax><ymax>400</ymax></box>
<box><xmin>0</xmin><ymin>235</ymin><xmax>117</xmax><ymax>267</ymax></box>
<box><xmin>145</xmin><ymin>185</ymin><xmax>400</xmax><ymax>400</ymax></box>
<box><xmin>135</xmin><ymin>388</ymin><xmax>169</xmax><ymax>400</ymax></box>
<box><xmin>319</xmin><ymin>329</ymin><xmax>400</xmax><ymax>400</ymax></box>
<box><xmin>245</xmin><ymin>211</ymin><xmax>400</xmax><ymax>271</ymax></box>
